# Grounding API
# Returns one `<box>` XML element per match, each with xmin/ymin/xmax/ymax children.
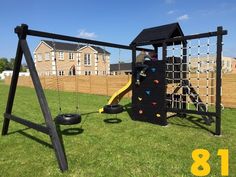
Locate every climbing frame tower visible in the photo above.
<box><xmin>130</xmin><ymin>23</ymin><xmax>227</xmax><ymax>135</ymax></box>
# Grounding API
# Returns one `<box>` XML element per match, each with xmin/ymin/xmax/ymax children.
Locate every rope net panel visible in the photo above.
<box><xmin>166</xmin><ymin>36</ymin><xmax>217</xmax><ymax>113</ymax></box>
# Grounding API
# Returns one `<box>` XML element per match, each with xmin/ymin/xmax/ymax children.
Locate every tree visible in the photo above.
<box><xmin>8</xmin><ymin>58</ymin><xmax>15</xmax><ymax>70</ymax></box>
<box><xmin>21</xmin><ymin>64</ymin><xmax>27</xmax><ymax>72</ymax></box>
<box><xmin>0</xmin><ymin>58</ymin><xmax>10</xmax><ymax>72</ymax></box>
<box><xmin>0</xmin><ymin>57</ymin><xmax>27</xmax><ymax>73</ymax></box>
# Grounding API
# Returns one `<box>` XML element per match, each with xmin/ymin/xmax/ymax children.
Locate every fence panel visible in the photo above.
<box><xmin>4</xmin><ymin>74</ymin><xmax>235</xmax><ymax>108</ymax></box>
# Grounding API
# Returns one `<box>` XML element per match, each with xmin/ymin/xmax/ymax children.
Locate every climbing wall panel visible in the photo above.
<box><xmin>132</xmin><ymin>60</ymin><xmax>167</xmax><ymax>125</ymax></box>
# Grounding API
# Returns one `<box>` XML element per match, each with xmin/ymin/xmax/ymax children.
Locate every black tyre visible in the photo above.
<box><xmin>55</xmin><ymin>113</ymin><xmax>81</xmax><ymax>125</ymax></box>
<box><xmin>103</xmin><ymin>104</ymin><xmax>124</xmax><ymax>114</ymax></box>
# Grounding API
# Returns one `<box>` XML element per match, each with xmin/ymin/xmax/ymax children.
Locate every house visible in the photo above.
<box><xmin>34</xmin><ymin>40</ymin><xmax>110</xmax><ymax>76</ymax></box>
<box><xmin>110</xmin><ymin>62</ymin><xmax>131</xmax><ymax>75</ymax></box>
<box><xmin>225</xmin><ymin>57</ymin><xmax>236</xmax><ymax>73</ymax></box>
<box><xmin>189</xmin><ymin>56</ymin><xmax>236</xmax><ymax>73</ymax></box>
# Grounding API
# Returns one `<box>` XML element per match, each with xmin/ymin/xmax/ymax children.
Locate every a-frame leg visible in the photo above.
<box><xmin>20</xmin><ymin>39</ymin><xmax>68</xmax><ymax>171</ymax></box>
<box><xmin>2</xmin><ymin>39</ymin><xmax>23</xmax><ymax>135</ymax></box>
<box><xmin>2</xmin><ymin>24</ymin><xmax>68</xmax><ymax>172</ymax></box>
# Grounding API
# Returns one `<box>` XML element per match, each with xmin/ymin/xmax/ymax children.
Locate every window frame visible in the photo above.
<box><xmin>85</xmin><ymin>71</ymin><xmax>91</xmax><ymax>75</ymax></box>
<box><xmin>84</xmin><ymin>53</ymin><xmax>91</xmax><ymax>66</ymax></box>
<box><xmin>59</xmin><ymin>70</ymin><xmax>64</xmax><ymax>76</ymax></box>
<box><xmin>59</xmin><ymin>51</ymin><xmax>64</xmax><ymax>60</ymax></box>
<box><xmin>45</xmin><ymin>52</ymin><xmax>50</xmax><ymax>61</ymax></box>
<box><xmin>37</xmin><ymin>53</ymin><xmax>42</xmax><ymax>61</ymax></box>
<box><xmin>69</xmin><ymin>52</ymin><xmax>74</xmax><ymax>60</ymax></box>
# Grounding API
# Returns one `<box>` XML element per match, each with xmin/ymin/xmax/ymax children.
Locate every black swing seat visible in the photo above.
<box><xmin>55</xmin><ymin>113</ymin><xmax>81</xmax><ymax>125</ymax></box>
<box><xmin>103</xmin><ymin>104</ymin><xmax>124</xmax><ymax>114</ymax></box>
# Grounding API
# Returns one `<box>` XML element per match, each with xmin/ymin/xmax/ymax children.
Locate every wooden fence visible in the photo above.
<box><xmin>4</xmin><ymin>75</ymin><xmax>132</xmax><ymax>98</ymax></box>
<box><xmin>4</xmin><ymin>74</ymin><xmax>236</xmax><ymax>108</ymax></box>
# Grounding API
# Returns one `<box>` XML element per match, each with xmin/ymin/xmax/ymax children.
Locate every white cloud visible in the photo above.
<box><xmin>78</xmin><ymin>29</ymin><xmax>97</xmax><ymax>39</ymax></box>
<box><xmin>165</xmin><ymin>0</ymin><xmax>175</xmax><ymax>4</ymax></box>
<box><xmin>177</xmin><ymin>14</ymin><xmax>189</xmax><ymax>21</ymax></box>
<box><xmin>167</xmin><ymin>10</ymin><xmax>175</xmax><ymax>15</ymax></box>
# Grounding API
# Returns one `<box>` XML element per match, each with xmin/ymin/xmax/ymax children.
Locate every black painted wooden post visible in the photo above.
<box><xmin>162</xmin><ymin>42</ymin><xmax>168</xmax><ymax>125</ymax></box>
<box><xmin>2</xmin><ymin>25</ymin><xmax>26</xmax><ymax>135</ymax></box>
<box><xmin>154</xmin><ymin>45</ymin><xmax>158</xmax><ymax>59</ymax></box>
<box><xmin>215</xmin><ymin>26</ymin><xmax>223</xmax><ymax>136</ymax></box>
<box><xmin>131</xmin><ymin>45</ymin><xmax>136</xmax><ymax>103</ymax></box>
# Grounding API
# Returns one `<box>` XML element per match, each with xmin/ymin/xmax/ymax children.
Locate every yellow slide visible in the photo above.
<box><xmin>99</xmin><ymin>79</ymin><xmax>132</xmax><ymax>113</ymax></box>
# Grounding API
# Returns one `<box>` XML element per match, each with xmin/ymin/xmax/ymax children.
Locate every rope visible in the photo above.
<box><xmin>165</xmin><ymin>37</ymin><xmax>218</xmax><ymax>113</ymax></box>
<box><xmin>117</xmin><ymin>48</ymin><xmax>121</xmax><ymax>102</ymax></box>
<box><xmin>103</xmin><ymin>46</ymin><xmax>109</xmax><ymax>99</ymax></box>
<box><xmin>53</xmin><ymin>40</ymin><xmax>62</xmax><ymax>114</ymax></box>
<box><xmin>75</xmin><ymin>42</ymin><xmax>80</xmax><ymax>113</ymax></box>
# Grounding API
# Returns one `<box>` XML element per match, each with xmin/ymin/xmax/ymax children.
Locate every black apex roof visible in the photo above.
<box><xmin>42</xmin><ymin>40</ymin><xmax>110</xmax><ymax>54</ymax></box>
<box><xmin>131</xmin><ymin>23</ymin><xmax>185</xmax><ymax>46</ymax></box>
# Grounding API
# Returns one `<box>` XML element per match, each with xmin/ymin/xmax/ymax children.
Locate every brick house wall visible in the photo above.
<box><xmin>34</xmin><ymin>40</ymin><xmax>110</xmax><ymax>76</ymax></box>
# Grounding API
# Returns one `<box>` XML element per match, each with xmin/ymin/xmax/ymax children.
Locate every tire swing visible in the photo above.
<box><xmin>53</xmin><ymin>41</ymin><xmax>82</xmax><ymax>126</ymax></box>
<box><xmin>103</xmin><ymin>104</ymin><xmax>124</xmax><ymax>114</ymax></box>
<box><xmin>102</xmin><ymin>48</ymin><xmax>123</xmax><ymax>122</ymax></box>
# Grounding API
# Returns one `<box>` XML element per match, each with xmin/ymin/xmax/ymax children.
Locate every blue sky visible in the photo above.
<box><xmin>0</xmin><ymin>0</ymin><xmax>235</xmax><ymax>63</ymax></box>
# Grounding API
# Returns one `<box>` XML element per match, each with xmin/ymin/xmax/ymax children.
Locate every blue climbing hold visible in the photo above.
<box><xmin>145</xmin><ymin>90</ymin><xmax>151</xmax><ymax>95</ymax></box>
<box><xmin>151</xmin><ymin>68</ymin><xmax>156</xmax><ymax>73</ymax></box>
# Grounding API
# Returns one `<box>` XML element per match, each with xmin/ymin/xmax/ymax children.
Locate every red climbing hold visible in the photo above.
<box><xmin>154</xmin><ymin>80</ymin><xmax>159</xmax><ymax>84</ymax></box>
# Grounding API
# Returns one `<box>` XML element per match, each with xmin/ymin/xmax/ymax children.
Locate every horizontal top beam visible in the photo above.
<box><xmin>14</xmin><ymin>24</ymin><xmax>153</xmax><ymax>52</ymax></box>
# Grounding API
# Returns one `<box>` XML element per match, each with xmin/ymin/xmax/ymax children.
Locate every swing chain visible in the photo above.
<box><xmin>75</xmin><ymin>42</ymin><xmax>81</xmax><ymax>113</ymax></box>
<box><xmin>52</xmin><ymin>40</ymin><xmax>62</xmax><ymax>114</ymax></box>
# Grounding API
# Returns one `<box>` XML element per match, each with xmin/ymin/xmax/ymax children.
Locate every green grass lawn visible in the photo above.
<box><xmin>0</xmin><ymin>81</ymin><xmax>236</xmax><ymax>177</ymax></box>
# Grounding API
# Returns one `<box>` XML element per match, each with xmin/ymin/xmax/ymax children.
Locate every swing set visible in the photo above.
<box><xmin>1</xmin><ymin>23</ymin><xmax>227</xmax><ymax>172</ymax></box>
<box><xmin>1</xmin><ymin>24</ymin><xmax>152</xmax><ymax>172</ymax></box>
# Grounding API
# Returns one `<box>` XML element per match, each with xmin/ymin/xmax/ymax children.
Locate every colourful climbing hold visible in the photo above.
<box><xmin>151</xmin><ymin>68</ymin><xmax>156</xmax><ymax>72</ymax></box>
<box><xmin>154</xmin><ymin>80</ymin><xmax>159</xmax><ymax>84</ymax></box>
<box><xmin>138</xmin><ymin>97</ymin><xmax>142</xmax><ymax>101</ymax></box>
<box><xmin>145</xmin><ymin>90</ymin><xmax>151</xmax><ymax>95</ymax></box>
<box><xmin>139</xmin><ymin>110</ymin><xmax>143</xmax><ymax>114</ymax></box>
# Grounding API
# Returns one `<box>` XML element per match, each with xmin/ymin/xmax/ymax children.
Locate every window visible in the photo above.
<box><xmin>59</xmin><ymin>70</ymin><xmax>64</xmax><ymax>76</ymax></box>
<box><xmin>37</xmin><ymin>53</ymin><xmax>42</xmax><ymax>61</ymax></box>
<box><xmin>45</xmin><ymin>53</ymin><xmax>50</xmax><ymax>60</ymax></box>
<box><xmin>85</xmin><ymin>71</ymin><xmax>91</xmax><ymax>75</ymax></box>
<box><xmin>59</xmin><ymin>52</ymin><xmax>64</xmax><ymax>60</ymax></box>
<box><xmin>84</xmin><ymin>53</ymin><xmax>91</xmax><ymax>65</ymax></box>
<box><xmin>95</xmin><ymin>54</ymin><xmax>98</xmax><ymax>63</ymax></box>
<box><xmin>69</xmin><ymin>52</ymin><xmax>74</xmax><ymax>60</ymax></box>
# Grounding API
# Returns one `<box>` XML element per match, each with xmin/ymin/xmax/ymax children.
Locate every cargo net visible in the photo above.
<box><xmin>166</xmin><ymin>37</ymin><xmax>217</xmax><ymax>113</ymax></box>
